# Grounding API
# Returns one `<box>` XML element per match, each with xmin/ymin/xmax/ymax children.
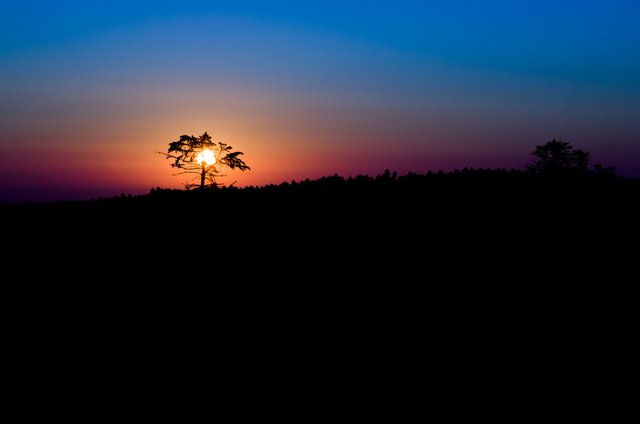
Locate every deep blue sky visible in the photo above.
<box><xmin>1</xmin><ymin>1</ymin><xmax>639</xmax><ymax>201</ymax></box>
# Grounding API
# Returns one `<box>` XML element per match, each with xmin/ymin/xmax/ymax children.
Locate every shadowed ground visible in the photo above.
<box><xmin>3</xmin><ymin>169</ymin><xmax>636</xmax><ymax>405</ymax></box>
<box><xmin>4</xmin><ymin>169</ymin><xmax>638</xmax><ymax>275</ymax></box>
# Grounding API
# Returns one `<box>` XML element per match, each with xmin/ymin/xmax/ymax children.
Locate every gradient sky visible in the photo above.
<box><xmin>1</xmin><ymin>0</ymin><xmax>639</xmax><ymax>201</ymax></box>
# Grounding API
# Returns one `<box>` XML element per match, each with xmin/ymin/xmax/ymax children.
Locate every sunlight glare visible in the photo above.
<box><xmin>196</xmin><ymin>149</ymin><xmax>216</xmax><ymax>165</ymax></box>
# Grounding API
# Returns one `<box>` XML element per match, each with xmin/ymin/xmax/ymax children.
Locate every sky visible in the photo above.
<box><xmin>1</xmin><ymin>0</ymin><xmax>639</xmax><ymax>201</ymax></box>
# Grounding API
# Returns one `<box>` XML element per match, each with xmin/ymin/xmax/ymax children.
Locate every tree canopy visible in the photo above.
<box><xmin>159</xmin><ymin>132</ymin><xmax>250</xmax><ymax>190</ymax></box>
<box><xmin>526</xmin><ymin>139</ymin><xmax>590</xmax><ymax>175</ymax></box>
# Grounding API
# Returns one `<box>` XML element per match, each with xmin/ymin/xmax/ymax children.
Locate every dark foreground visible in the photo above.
<box><xmin>4</xmin><ymin>170</ymin><xmax>639</xmax><ymax>265</ymax></box>
<box><xmin>3</xmin><ymin>169</ymin><xmax>637</xmax><ymax>326</ymax></box>
<box><xmin>3</xmin><ymin>170</ymin><xmax>636</xmax><ymax>398</ymax></box>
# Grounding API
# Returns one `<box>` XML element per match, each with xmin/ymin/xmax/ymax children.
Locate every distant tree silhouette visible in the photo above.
<box><xmin>592</xmin><ymin>164</ymin><xmax>618</xmax><ymax>177</ymax></box>
<box><xmin>527</xmin><ymin>139</ymin><xmax>590</xmax><ymax>175</ymax></box>
<box><xmin>158</xmin><ymin>132</ymin><xmax>250</xmax><ymax>190</ymax></box>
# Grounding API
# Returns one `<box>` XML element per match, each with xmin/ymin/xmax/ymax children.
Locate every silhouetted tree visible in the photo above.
<box><xmin>527</xmin><ymin>139</ymin><xmax>590</xmax><ymax>175</ymax></box>
<box><xmin>592</xmin><ymin>164</ymin><xmax>618</xmax><ymax>177</ymax></box>
<box><xmin>158</xmin><ymin>132</ymin><xmax>250</xmax><ymax>190</ymax></box>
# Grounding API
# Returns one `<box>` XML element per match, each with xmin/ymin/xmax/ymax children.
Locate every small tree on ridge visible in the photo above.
<box><xmin>527</xmin><ymin>139</ymin><xmax>589</xmax><ymax>175</ymax></box>
<box><xmin>158</xmin><ymin>132</ymin><xmax>250</xmax><ymax>190</ymax></box>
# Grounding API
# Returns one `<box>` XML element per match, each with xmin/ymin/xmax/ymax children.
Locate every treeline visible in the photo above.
<box><xmin>2</xmin><ymin>167</ymin><xmax>638</xmax><ymax>282</ymax></box>
<box><xmin>3</xmin><ymin>167</ymin><xmax>639</xmax><ymax>211</ymax></box>
<box><xmin>3</xmin><ymin>167</ymin><xmax>638</xmax><ymax>248</ymax></box>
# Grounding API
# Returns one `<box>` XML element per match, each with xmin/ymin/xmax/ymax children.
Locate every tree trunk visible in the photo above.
<box><xmin>200</xmin><ymin>167</ymin><xmax>206</xmax><ymax>190</ymax></box>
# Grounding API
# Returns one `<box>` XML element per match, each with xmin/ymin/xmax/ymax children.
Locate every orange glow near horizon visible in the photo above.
<box><xmin>0</xmin><ymin>127</ymin><xmax>465</xmax><ymax>197</ymax></box>
<box><xmin>2</xmin><ymin>80</ymin><xmax>635</xmax><ymax>202</ymax></box>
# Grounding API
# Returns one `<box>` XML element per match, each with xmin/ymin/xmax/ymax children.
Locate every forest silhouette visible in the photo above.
<box><xmin>3</xmin><ymin>165</ymin><xmax>638</xmax><ymax>290</ymax></box>
<box><xmin>4</xmin><ymin>165</ymin><xmax>639</xmax><ymax>226</ymax></box>
<box><xmin>3</xmin><ymin>140</ymin><xmax>639</xmax><ymax>275</ymax></box>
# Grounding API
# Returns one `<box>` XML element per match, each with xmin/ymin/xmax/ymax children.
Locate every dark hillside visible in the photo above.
<box><xmin>3</xmin><ymin>169</ymin><xmax>636</xmax><ymax>348</ymax></box>
<box><xmin>4</xmin><ymin>169</ymin><xmax>639</xmax><ymax>262</ymax></box>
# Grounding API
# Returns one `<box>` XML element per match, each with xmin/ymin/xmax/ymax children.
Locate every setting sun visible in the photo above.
<box><xmin>196</xmin><ymin>149</ymin><xmax>216</xmax><ymax>166</ymax></box>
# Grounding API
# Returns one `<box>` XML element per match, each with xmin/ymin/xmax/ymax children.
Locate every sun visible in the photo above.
<box><xmin>196</xmin><ymin>149</ymin><xmax>216</xmax><ymax>166</ymax></box>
